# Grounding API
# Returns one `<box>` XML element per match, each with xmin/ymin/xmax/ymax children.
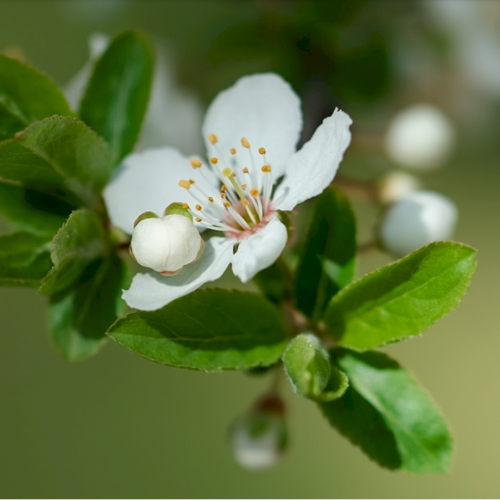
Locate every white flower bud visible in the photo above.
<box><xmin>230</xmin><ymin>395</ymin><xmax>287</xmax><ymax>470</ymax></box>
<box><xmin>130</xmin><ymin>214</ymin><xmax>202</xmax><ymax>274</ymax></box>
<box><xmin>385</xmin><ymin>104</ymin><xmax>455</xmax><ymax>170</ymax></box>
<box><xmin>377</xmin><ymin>172</ymin><xmax>420</xmax><ymax>205</ymax></box>
<box><xmin>379</xmin><ymin>191</ymin><xmax>458</xmax><ymax>257</ymax></box>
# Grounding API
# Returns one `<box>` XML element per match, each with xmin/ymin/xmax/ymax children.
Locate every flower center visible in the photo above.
<box><xmin>178</xmin><ymin>134</ymin><xmax>275</xmax><ymax>239</ymax></box>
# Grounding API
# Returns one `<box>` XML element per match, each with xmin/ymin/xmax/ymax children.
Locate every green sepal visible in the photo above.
<box><xmin>133</xmin><ymin>211</ymin><xmax>159</xmax><ymax>228</ymax></box>
<box><xmin>324</xmin><ymin>242</ymin><xmax>477</xmax><ymax>351</ymax></box>
<box><xmin>0</xmin><ymin>54</ymin><xmax>73</xmax><ymax>142</ymax></box>
<box><xmin>319</xmin><ymin>350</ymin><xmax>453</xmax><ymax>473</ymax></box>
<box><xmin>106</xmin><ymin>288</ymin><xmax>289</xmax><ymax>372</ymax></box>
<box><xmin>163</xmin><ymin>202</ymin><xmax>193</xmax><ymax>221</ymax></box>
<box><xmin>39</xmin><ymin>209</ymin><xmax>107</xmax><ymax>295</ymax></box>
<box><xmin>48</xmin><ymin>254</ymin><xmax>131</xmax><ymax>362</ymax></box>
<box><xmin>80</xmin><ymin>30</ymin><xmax>154</xmax><ymax>163</ymax></box>
<box><xmin>294</xmin><ymin>186</ymin><xmax>356</xmax><ymax>320</ymax></box>
<box><xmin>0</xmin><ymin>231</ymin><xmax>53</xmax><ymax>287</ymax></box>
<box><xmin>0</xmin><ymin>116</ymin><xmax>115</xmax><ymax>208</ymax></box>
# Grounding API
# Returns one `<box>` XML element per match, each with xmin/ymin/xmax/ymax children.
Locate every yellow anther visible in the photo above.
<box><xmin>196</xmin><ymin>217</ymin><xmax>202</xmax><ymax>223</ymax></box>
<box><xmin>221</xmin><ymin>193</ymin><xmax>227</xmax><ymax>199</ymax></box>
<box><xmin>222</xmin><ymin>167</ymin><xmax>233</xmax><ymax>177</ymax></box>
<box><xmin>195</xmin><ymin>204</ymin><xmax>202</xmax><ymax>211</ymax></box>
<box><xmin>189</xmin><ymin>179</ymin><xmax>195</xmax><ymax>184</ymax></box>
<box><xmin>242</xmin><ymin>167</ymin><xmax>249</xmax><ymax>174</ymax></box>
<box><xmin>241</xmin><ymin>184</ymin><xmax>247</xmax><ymax>190</ymax></box>
<box><xmin>250</xmin><ymin>188</ymin><xmax>259</xmax><ymax>197</ymax></box>
<box><xmin>221</xmin><ymin>185</ymin><xmax>227</xmax><ymax>192</ymax></box>
<box><xmin>223</xmin><ymin>202</ymin><xmax>231</xmax><ymax>208</ymax></box>
<box><xmin>210</xmin><ymin>157</ymin><xmax>218</xmax><ymax>165</ymax></box>
<box><xmin>261</xmin><ymin>165</ymin><xmax>272</xmax><ymax>173</ymax></box>
<box><xmin>243</xmin><ymin>200</ymin><xmax>249</xmax><ymax>207</ymax></box>
<box><xmin>230</xmin><ymin>148</ymin><xmax>237</xmax><ymax>155</ymax></box>
<box><xmin>231</xmin><ymin>172</ymin><xmax>237</xmax><ymax>177</ymax></box>
<box><xmin>241</xmin><ymin>137</ymin><xmax>251</xmax><ymax>149</ymax></box>
<box><xmin>179</xmin><ymin>180</ymin><xmax>191</xmax><ymax>189</ymax></box>
<box><xmin>190</xmin><ymin>158</ymin><xmax>202</xmax><ymax>169</ymax></box>
<box><xmin>208</xmin><ymin>133</ymin><xmax>218</xmax><ymax>145</ymax></box>
<box><xmin>258</xmin><ymin>147</ymin><xmax>266</xmax><ymax>155</ymax></box>
<box><xmin>183</xmin><ymin>203</ymin><xmax>190</xmax><ymax>209</ymax></box>
<box><xmin>208</xmin><ymin>196</ymin><xmax>214</xmax><ymax>203</ymax></box>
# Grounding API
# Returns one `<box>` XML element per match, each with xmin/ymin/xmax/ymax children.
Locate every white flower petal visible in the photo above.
<box><xmin>123</xmin><ymin>237</ymin><xmax>234</xmax><ymax>311</ymax></box>
<box><xmin>379</xmin><ymin>190</ymin><xmax>458</xmax><ymax>257</ymax></box>
<box><xmin>202</xmin><ymin>73</ymin><xmax>302</xmax><ymax>181</ymax></box>
<box><xmin>231</xmin><ymin>217</ymin><xmax>287</xmax><ymax>283</ymax></box>
<box><xmin>103</xmin><ymin>148</ymin><xmax>215</xmax><ymax>234</ymax></box>
<box><xmin>273</xmin><ymin>109</ymin><xmax>352</xmax><ymax>211</ymax></box>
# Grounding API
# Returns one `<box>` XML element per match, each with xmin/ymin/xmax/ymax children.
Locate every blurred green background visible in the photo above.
<box><xmin>0</xmin><ymin>0</ymin><xmax>499</xmax><ymax>497</ymax></box>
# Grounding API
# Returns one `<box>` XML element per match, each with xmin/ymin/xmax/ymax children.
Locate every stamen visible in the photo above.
<box><xmin>195</xmin><ymin>204</ymin><xmax>202</xmax><ymax>211</ymax></box>
<box><xmin>250</xmin><ymin>188</ymin><xmax>259</xmax><ymax>197</ymax></box>
<box><xmin>241</xmin><ymin>184</ymin><xmax>247</xmax><ymax>190</ymax></box>
<box><xmin>210</xmin><ymin>157</ymin><xmax>218</xmax><ymax>165</ymax></box>
<box><xmin>208</xmin><ymin>197</ymin><xmax>214</xmax><ymax>203</ymax></box>
<box><xmin>196</xmin><ymin>217</ymin><xmax>202</xmax><ymax>222</ymax></box>
<box><xmin>221</xmin><ymin>185</ymin><xmax>227</xmax><ymax>192</ymax></box>
<box><xmin>189</xmin><ymin>179</ymin><xmax>195</xmax><ymax>184</ymax></box>
<box><xmin>191</xmin><ymin>159</ymin><xmax>202</xmax><ymax>169</ymax></box>
<box><xmin>258</xmin><ymin>147</ymin><xmax>266</xmax><ymax>155</ymax></box>
<box><xmin>241</xmin><ymin>137</ymin><xmax>251</xmax><ymax>149</ymax></box>
<box><xmin>179</xmin><ymin>180</ymin><xmax>191</xmax><ymax>189</ymax></box>
<box><xmin>208</xmin><ymin>133</ymin><xmax>218</xmax><ymax>145</ymax></box>
<box><xmin>224</xmin><ymin>201</ymin><xmax>231</xmax><ymax>208</ymax></box>
<box><xmin>221</xmin><ymin>193</ymin><xmax>227</xmax><ymax>199</ymax></box>
<box><xmin>183</xmin><ymin>203</ymin><xmax>190</xmax><ymax>209</ymax></box>
<box><xmin>261</xmin><ymin>165</ymin><xmax>272</xmax><ymax>173</ymax></box>
<box><xmin>242</xmin><ymin>167</ymin><xmax>249</xmax><ymax>174</ymax></box>
<box><xmin>230</xmin><ymin>148</ymin><xmax>237</xmax><ymax>155</ymax></box>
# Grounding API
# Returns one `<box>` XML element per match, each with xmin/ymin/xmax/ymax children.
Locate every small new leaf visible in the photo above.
<box><xmin>324</xmin><ymin>242</ymin><xmax>477</xmax><ymax>351</ymax></box>
<box><xmin>39</xmin><ymin>209</ymin><xmax>107</xmax><ymax>295</ymax></box>
<box><xmin>80</xmin><ymin>30</ymin><xmax>154</xmax><ymax>162</ymax></box>
<box><xmin>107</xmin><ymin>288</ymin><xmax>288</xmax><ymax>371</ymax></box>
<box><xmin>294</xmin><ymin>186</ymin><xmax>356</xmax><ymax>319</ymax></box>
<box><xmin>319</xmin><ymin>350</ymin><xmax>453</xmax><ymax>472</ymax></box>
<box><xmin>0</xmin><ymin>54</ymin><xmax>72</xmax><ymax>141</ymax></box>
<box><xmin>0</xmin><ymin>116</ymin><xmax>115</xmax><ymax>208</ymax></box>
<box><xmin>0</xmin><ymin>232</ymin><xmax>53</xmax><ymax>286</ymax></box>
<box><xmin>49</xmin><ymin>255</ymin><xmax>131</xmax><ymax>362</ymax></box>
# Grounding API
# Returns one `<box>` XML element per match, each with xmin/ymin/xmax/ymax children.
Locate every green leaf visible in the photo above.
<box><xmin>253</xmin><ymin>258</ymin><xmax>292</xmax><ymax>305</ymax></box>
<box><xmin>283</xmin><ymin>333</ymin><xmax>348</xmax><ymax>401</ymax></box>
<box><xmin>0</xmin><ymin>116</ymin><xmax>114</xmax><ymax>207</ymax></box>
<box><xmin>80</xmin><ymin>30</ymin><xmax>154</xmax><ymax>162</ymax></box>
<box><xmin>49</xmin><ymin>255</ymin><xmax>131</xmax><ymax>362</ymax></box>
<box><xmin>324</xmin><ymin>242</ymin><xmax>477</xmax><ymax>351</ymax></box>
<box><xmin>107</xmin><ymin>288</ymin><xmax>289</xmax><ymax>371</ymax></box>
<box><xmin>39</xmin><ymin>209</ymin><xmax>107</xmax><ymax>295</ymax></box>
<box><xmin>294</xmin><ymin>186</ymin><xmax>356</xmax><ymax>319</ymax></box>
<box><xmin>0</xmin><ymin>54</ymin><xmax>72</xmax><ymax>141</ymax></box>
<box><xmin>0</xmin><ymin>183</ymin><xmax>69</xmax><ymax>235</ymax></box>
<box><xmin>319</xmin><ymin>350</ymin><xmax>453</xmax><ymax>472</ymax></box>
<box><xmin>0</xmin><ymin>232</ymin><xmax>53</xmax><ymax>286</ymax></box>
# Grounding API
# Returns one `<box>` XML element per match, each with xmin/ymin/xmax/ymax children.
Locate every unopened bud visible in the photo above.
<box><xmin>379</xmin><ymin>191</ymin><xmax>458</xmax><ymax>257</ymax></box>
<box><xmin>384</xmin><ymin>104</ymin><xmax>455</xmax><ymax>170</ymax></box>
<box><xmin>230</xmin><ymin>395</ymin><xmax>288</xmax><ymax>470</ymax></box>
<box><xmin>377</xmin><ymin>172</ymin><xmax>420</xmax><ymax>205</ymax></box>
<box><xmin>130</xmin><ymin>214</ymin><xmax>203</xmax><ymax>274</ymax></box>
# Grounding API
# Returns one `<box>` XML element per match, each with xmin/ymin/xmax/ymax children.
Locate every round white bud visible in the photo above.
<box><xmin>130</xmin><ymin>214</ymin><xmax>202</xmax><ymax>274</ymax></box>
<box><xmin>385</xmin><ymin>104</ymin><xmax>455</xmax><ymax>170</ymax></box>
<box><xmin>377</xmin><ymin>172</ymin><xmax>420</xmax><ymax>205</ymax></box>
<box><xmin>379</xmin><ymin>191</ymin><xmax>458</xmax><ymax>257</ymax></box>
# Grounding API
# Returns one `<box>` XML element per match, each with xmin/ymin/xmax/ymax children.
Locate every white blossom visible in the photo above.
<box><xmin>379</xmin><ymin>190</ymin><xmax>458</xmax><ymax>257</ymax></box>
<box><xmin>384</xmin><ymin>104</ymin><xmax>455</xmax><ymax>170</ymax></box>
<box><xmin>104</xmin><ymin>73</ymin><xmax>352</xmax><ymax>311</ymax></box>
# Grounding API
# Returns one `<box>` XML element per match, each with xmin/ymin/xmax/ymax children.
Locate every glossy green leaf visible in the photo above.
<box><xmin>39</xmin><ymin>209</ymin><xmax>107</xmax><ymax>295</ymax></box>
<box><xmin>107</xmin><ymin>288</ymin><xmax>288</xmax><ymax>371</ymax></box>
<box><xmin>0</xmin><ymin>183</ymin><xmax>69</xmax><ymax>235</ymax></box>
<box><xmin>49</xmin><ymin>255</ymin><xmax>131</xmax><ymax>362</ymax></box>
<box><xmin>0</xmin><ymin>54</ymin><xmax>72</xmax><ymax>141</ymax></box>
<box><xmin>80</xmin><ymin>30</ymin><xmax>154</xmax><ymax>162</ymax></box>
<box><xmin>319</xmin><ymin>350</ymin><xmax>453</xmax><ymax>472</ymax></box>
<box><xmin>324</xmin><ymin>242</ymin><xmax>477</xmax><ymax>351</ymax></box>
<box><xmin>294</xmin><ymin>186</ymin><xmax>356</xmax><ymax>319</ymax></box>
<box><xmin>0</xmin><ymin>232</ymin><xmax>53</xmax><ymax>286</ymax></box>
<box><xmin>0</xmin><ymin>116</ymin><xmax>114</xmax><ymax>207</ymax></box>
